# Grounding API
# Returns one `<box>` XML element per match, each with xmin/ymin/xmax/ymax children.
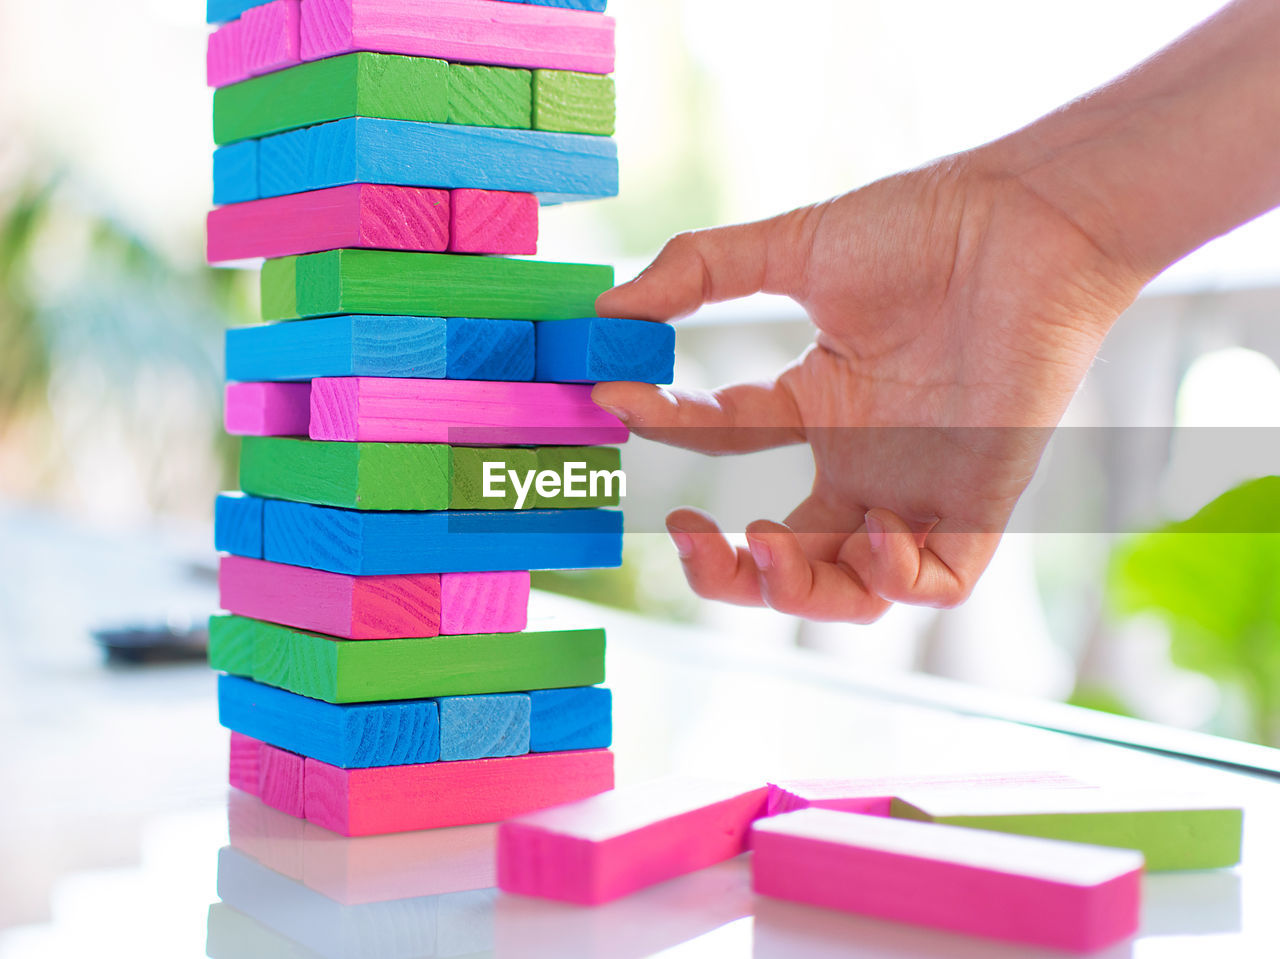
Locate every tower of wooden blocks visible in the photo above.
<box><xmin>206</xmin><ymin>0</ymin><xmax>673</xmax><ymax>836</ymax></box>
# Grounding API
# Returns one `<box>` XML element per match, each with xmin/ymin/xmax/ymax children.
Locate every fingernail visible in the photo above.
<box><xmin>865</xmin><ymin>512</ymin><xmax>885</xmax><ymax>551</ymax></box>
<box><xmin>599</xmin><ymin>404</ymin><xmax>631</xmax><ymax>424</ymax></box>
<box><xmin>669</xmin><ymin>529</ymin><xmax>694</xmax><ymax>559</ymax></box>
<box><xmin>747</xmin><ymin>537</ymin><xmax>773</xmax><ymax>571</ymax></box>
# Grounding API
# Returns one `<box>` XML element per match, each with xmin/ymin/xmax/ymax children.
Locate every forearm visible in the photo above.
<box><xmin>982</xmin><ymin>0</ymin><xmax>1280</xmax><ymax>282</ymax></box>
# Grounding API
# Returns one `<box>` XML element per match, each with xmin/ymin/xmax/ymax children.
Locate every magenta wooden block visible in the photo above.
<box><xmin>309</xmin><ymin>377</ymin><xmax>628</xmax><ymax>445</ymax></box>
<box><xmin>207</xmin><ymin>184</ymin><xmax>449</xmax><ymax>262</ymax></box>
<box><xmin>752</xmin><ymin>809</ymin><xmax>1143</xmax><ymax>952</ymax></box>
<box><xmin>301</xmin><ymin>0</ymin><xmax>616</xmax><ymax>75</ymax></box>
<box><xmin>230</xmin><ymin>731</ymin><xmax>262</xmax><ymax>796</ymax></box>
<box><xmin>440</xmin><ymin>570</ymin><xmax>530</xmax><ymax>635</ymax></box>
<box><xmin>225</xmin><ymin>382</ymin><xmax>310</xmax><ymax>436</ymax></box>
<box><xmin>208</xmin><ymin>0</ymin><xmax>301</xmax><ymax>87</ymax></box>
<box><xmin>448</xmin><ymin>189</ymin><xmax>537</xmax><ymax>255</ymax></box>
<box><xmin>497</xmin><ymin>778</ymin><xmax>769</xmax><ymax>904</ymax></box>
<box><xmin>766</xmin><ymin>771</ymin><xmax>1093</xmax><ymax>817</ymax></box>
<box><xmin>259</xmin><ymin>743</ymin><xmax>306</xmax><ymax>818</ymax></box>
<box><xmin>206</xmin><ymin>18</ymin><xmax>246</xmax><ymax>89</ymax></box>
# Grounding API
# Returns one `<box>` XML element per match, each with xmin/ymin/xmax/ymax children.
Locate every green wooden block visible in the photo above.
<box><xmin>239</xmin><ymin>436</ymin><xmax>451</xmax><ymax>511</ymax></box>
<box><xmin>449</xmin><ymin>447</ymin><xmax>538</xmax><ymax>510</ymax></box>
<box><xmin>214</xmin><ymin>53</ymin><xmax>450</xmax><ymax>145</ymax></box>
<box><xmin>533</xmin><ymin>446</ymin><xmax>623</xmax><ymax>507</ymax></box>
<box><xmin>260</xmin><ymin>256</ymin><xmax>297</xmax><ymax>322</ymax></box>
<box><xmin>214</xmin><ymin>614</ymin><xmax>606</xmax><ymax>704</ymax></box>
<box><xmin>448</xmin><ymin>64</ymin><xmax>532</xmax><ymax>129</ymax></box>
<box><xmin>532</xmin><ymin>70</ymin><xmax>616</xmax><ymax>136</ymax></box>
<box><xmin>271</xmin><ymin>250</ymin><xmax>612</xmax><ymax>321</ymax></box>
<box><xmin>207</xmin><ymin>614</ymin><xmax>257</xmax><ymax>677</ymax></box>
<box><xmin>890</xmin><ymin>790</ymin><xmax>1243</xmax><ymax>871</ymax></box>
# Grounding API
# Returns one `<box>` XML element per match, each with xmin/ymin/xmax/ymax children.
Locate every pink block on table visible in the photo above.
<box><xmin>229</xmin><ymin>731</ymin><xmax>262</xmax><ymax>796</ymax></box>
<box><xmin>766</xmin><ymin>770</ymin><xmax>1094</xmax><ymax>817</ymax></box>
<box><xmin>207</xmin><ymin>0</ymin><xmax>302</xmax><ymax>87</ymax></box>
<box><xmin>304</xmin><ymin>749</ymin><xmax>615</xmax><ymax>836</ymax></box>
<box><xmin>440</xmin><ymin>570</ymin><xmax>529</xmax><ymax>635</ymax></box>
<box><xmin>752</xmin><ymin>809</ymin><xmax>1142</xmax><ymax>952</ymax></box>
<box><xmin>301</xmin><ymin>0</ymin><xmax>616</xmax><ymax>74</ymax></box>
<box><xmin>225</xmin><ymin>382</ymin><xmax>311</xmax><ymax>437</ymax></box>
<box><xmin>207</xmin><ymin>185</ymin><xmax>450</xmax><ymax>263</ymax></box>
<box><xmin>259</xmin><ymin>743</ymin><xmax>306</xmax><ymax>818</ymax></box>
<box><xmin>309</xmin><ymin>377</ymin><xmax>629</xmax><ymax>446</ymax></box>
<box><xmin>498</xmin><ymin>778</ymin><xmax>769</xmax><ymax>905</ymax></box>
<box><xmin>448</xmin><ymin>189</ymin><xmax>537</xmax><ymax>255</ymax></box>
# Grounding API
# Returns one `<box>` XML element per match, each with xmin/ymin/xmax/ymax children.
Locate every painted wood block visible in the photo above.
<box><xmin>448</xmin><ymin>446</ymin><xmax>537</xmax><ymax>510</ymax></box>
<box><xmin>207</xmin><ymin>17</ymin><xmax>246</xmax><ymax>90</ymax></box>
<box><xmin>263</xmin><ymin>249</ymin><xmax>611</xmax><ymax>321</ymax></box>
<box><xmin>528</xmin><ymin>686</ymin><xmax>611</xmax><ymax>752</ymax></box>
<box><xmin>259</xmin><ymin>743</ymin><xmax>307</xmax><ymax>817</ymax></box>
<box><xmin>241</xmin><ymin>118</ymin><xmax>616</xmax><ymax>207</ymax></box>
<box><xmin>213</xmin><ymin>140</ymin><xmax>258</xmax><ymax>206</ymax></box>
<box><xmin>449</xmin><ymin>189</ymin><xmax>538</xmax><ymax>255</ymax></box>
<box><xmin>446</xmin><ymin>317</ymin><xmax>535</xmax><ymax>381</ymax></box>
<box><xmin>225</xmin><ymin>381</ymin><xmax>310</xmax><ymax>436</ymax></box>
<box><xmin>304</xmin><ymin>748</ymin><xmax>616</xmax><ymax>836</ymax></box>
<box><xmin>309</xmin><ymin>376</ymin><xmax>628</xmax><ymax>445</ymax></box>
<box><xmin>207</xmin><ymin>185</ymin><xmax>448</xmax><ymax>263</ymax></box>
<box><xmin>449</xmin><ymin>64</ymin><xmax>531</xmax><ymax>129</ymax></box>
<box><xmin>208</xmin><ymin>614</ymin><xmax>604</xmax><ymax>703</ymax></box>
<box><xmin>213</xmin><ymin>53</ymin><xmax>448</xmax><ymax>145</ymax></box>
<box><xmin>207</xmin><ymin>0</ymin><xmax>302</xmax><ymax>88</ymax></box>
<box><xmin>209</xmin><ymin>0</ymin><xmax>269</xmax><ymax>23</ymax></box>
<box><xmin>532</xmin><ymin>445</ymin><xmax>623</xmax><ymax>507</ymax></box>
<box><xmin>438</xmin><ymin>693</ymin><xmax>531</xmax><ymax>761</ymax></box>
<box><xmin>766</xmin><ymin>770</ymin><xmax>1093</xmax><ymax>817</ymax></box>
<box><xmin>259</xmin><ymin>496</ymin><xmax>623</xmax><ymax>574</ymax></box>
<box><xmin>535</xmin><ymin>316</ymin><xmax>676</xmax><ymax>384</ymax></box>
<box><xmin>300</xmin><ymin>0</ymin><xmax>616</xmax><ymax>75</ymax></box>
<box><xmin>752</xmin><ymin>808</ymin><xmax>1143</xmax><ymax>952</ymax></box>
<box><xmin>497</xmin><ymin>0</ymin><xmax>608</xmax><ymax>9</ymax></box>
<box><xmin>532</xmin><ymin>70</ymin><xmax>615</xmax><ymax>135</ymax></box>
<box><xmin>230</xmin><ymin>730</ymin><xmax>263</xmax><ymax>795</ymax></box>
<box><xmin>891</xmin><ymin>788</ymin><xmax>1243</xmax><ymax>871</ymax></box>
<box><xmin>216</xmin><ymin>491</ymin><xmax>265</xmax><ymax>558</ymax></box>
<box><xmin>440</xmin><ymin>569</ymin><xmax>529</xmax><ymax>634</ymax></box>
<box><xmin>497</xmin><ymin>778</ymin><xmax>768</xmax><ymax>904</ymax></box>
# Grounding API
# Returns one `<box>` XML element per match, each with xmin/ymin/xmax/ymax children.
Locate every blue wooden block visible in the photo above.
<box><xmin>529</xmin><ymin>686</ymin><xmax>612</xmax><ymax>752</ymax></box>
<box><xmin>217</xmin><ymin>674</ymin><xmax>441</xmax><ymax>769</ymax></box>
<box><xmin>226</xmin><ymin>316</ymin><xmax>449</xmax><ymax>382</ymax></box>
<box><xmin>212</xmin><ymin>140</ymin><xmax>258</xmax><ymax>206</ymax></box>
<box><xmin>446</xmin><ymin>317</ymin><xmax>535</xmax><ymax>381</ymax></box>
<box><xmin>207</xmin><ymin>0</ymin><xmax>264</xmax><ymax>22</ymax></box>
<box><xmin>250</xmin><ymin>118</ymin><xmax>617</xmax><ymax>204</ymax></box>
<box><xmin>495</xmin><ymin>0</ymin><xmax>608</xmax><ymax>9</ymax></box>
<box><xmin>437</xmin><ymin>693</ymin><xmax>531</xmax><ymax>761</ymax></box>
<box><xmin>256</xmin><ymin>496</ymin><xmax>623</xmax><ymax>574</ymax></box>
<box><xmin>535</xmin><ymin>317</ymin><xmax>675</xmax><ymax>384</ymax></box>
<box><xmin>215</xmin><ymin>492</ymin><xmax>264</xmax><ymax>557</ymax></box>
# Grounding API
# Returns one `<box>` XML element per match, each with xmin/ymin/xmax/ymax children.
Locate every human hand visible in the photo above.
<box><xmin>593</xmin><ymin>152</ymin><xmax>1149</xmax><ymax>621</ymax></box>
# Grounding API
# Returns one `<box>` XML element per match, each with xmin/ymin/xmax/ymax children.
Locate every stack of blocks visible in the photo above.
<box><xmin>206</xmin><ymin>0</ymin><xmax>675</xmax><ymax>836</ymax></box>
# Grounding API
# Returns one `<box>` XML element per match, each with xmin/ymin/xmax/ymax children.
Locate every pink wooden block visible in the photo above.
<box><xmin>225</xmin><ymin>382</ymin><xmax>311</xmax><ymax>437</ymax></box>
<box><xmin>766</xmin><ymin>770</ymin><xmax>1094</xmax><ymax>817</ymax></box>
<box><xmin>207</xmin><ymin>185</ymin><xmax>450</xmax><ymax>263</ymax></box>
<box><xmin>259</xmin><ymin>743</ymin><xmax>307</xmax><ymax>818</ymax></box>
<box><xmin>229</xmin><ymin>731</ymin><xmax>263</xmax><ymax>796</ymax></box>
<box><xmin>752</xmin><ymin>809</ymin><xmax>1142</xmax><ymax>952</ymax></box>
<box><xmin>440</xmin><ymin>570</ymin><xmax>529</xmax><ymax>635</ymax></box>
<box><xmin>309</xmin><ymin>377</ymin><xmax>629</xmax><ymax>445</ymax></box>
<box><xmin>448</xmin><ymin>189</ymin><xmax>538</xmax><ymax>255</ymax></box>
<box><xmin>301</xmin><ymin>0</ymin><xmax>616</xmax><ymax>74</ymax></box>
<box><xmin>303</xmin><ymin>748</ymin><xmax>615</xmax><ymax>836</ymax></box>
<box><xmin>207</xmin><ymin>19</ymin><xmax>246</xmax><ymax>89</ymax></box>
<box><xmin>498</xmin><ymin>778</ymin><xmax>769</xmax><ymax>905</ymax></box>
<box><xmin>207</xmin><ymin>0</ymin><xmax>302</xmax><ymax>87</ymax></box>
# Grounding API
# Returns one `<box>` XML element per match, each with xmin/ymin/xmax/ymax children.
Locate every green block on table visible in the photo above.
<box><xmin>890</xmin><ymin>789</ymin><xmax>1243</xmax><ymax>871</ymax></box>
<box><xmin>214</xmin><ymin>53</ymin><xmax>450</xmax><ymax>145</ymax></box>
<box><xmin>450</xmin><ymin>447</ymin><xmax>538</xmax><ymax>510</ymax></box>
<box><xmin>208</xmin><ymin>614</ymin><xmax>607</xmax><ymax>704</ymax></box>
<box><xmin>449</xmin><ymin>64</ymin><xmax>532</xmax><ymax>129</ymax></box>
<box><xmin>262</xmin><ymin>250</ymin><xmax>613</xmax><ymax>322</ymax></box>
<box><xmin>533</xmin><ymin>446</ymin><xmax>623</xmax><ymax>507</ymax></box>
<box><xmin>533</xmin><ymin>70</ymin><xmax>615</xmax><ymax>136</ymax></box>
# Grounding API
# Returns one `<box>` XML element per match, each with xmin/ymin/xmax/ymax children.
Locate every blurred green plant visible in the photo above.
<box><xmin>1108</xmin><ymin>476</ymin><xmax>1280</xmax><ymax>745</ymax></box>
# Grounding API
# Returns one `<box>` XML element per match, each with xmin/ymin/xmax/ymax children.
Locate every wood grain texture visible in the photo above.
<box><xmin>439</xmin><ymin>570</ymin><xmax>529</xmax><ymax>634</ymax></box>
<box><xmin>209</xmin><ymin>0</ymin><xmax>269</xmax><ymax>24</ymax></box>
<box><xmin>535</xmin><ymin>316</ymin><xmax>675</xmax><ymax>384</ymax></box>
<box><xmin>247</xmin><ymin>118</ymin><xmax>617</xmax><ymax>205</ymax></box>
<box><xmin>208</xmin><ymin>613</ymin><xmax>605</xmax><ymax>703</ymax></box>
<box><xmin>207</xmin><ymin>184</ymin><xmax>449</xmax><ymax>262</ymax></box>
<box><xmin>766</xmin><ymin>771</ymin><xmax>1093</xmax><ymax>817</ymax></box>
<box><xmin>309</xmin><ymin>376</ymin><xmax>628</xmax><ymax>445</ymax></box>
<box><xmin>497</xmin><ymin>0</ymin><xmax>608</xmax><ymax>9</ymax></box>
<box><xmin>301</xmin><ymin>0</ymin><xmax>615</xmax><ymax>75</ymax></box>
<box><xmin>449</xmin><ymin>446</ymin><xmax>536</xmax><ymax>510</ymax></box>
<box><xmin>225</xmin><ymin>381</ymin><xmax>311</xmax><ymax>436</ymax></box>
<box><xmin>207</xmin><ymin>0</ymin><xmax>302</xmax><ymax>88</ymax></box>
<box><xmin>230</xmin><ymin>731</ymin><xmax>264</xmax><ymax>795</ymax></box>
<box><xmin>532</xmin><ymin>70</ymin><xmax>615</xmax><ymax>135</ymax></box>
<box><xmin>216</xmin><ymin>491</ymin><xmax>265</xmax><ymax>558</ymax></box>
<box><xmin>259</xmin><ymin>743</ymin><xmax>307</xmax><ymax>817</ymax></box>
<box><xmin>532</xmin><ymin>445</ymin><xmax>623</xmax><ymax>507</ymax></box>
<box><xmin>528</xmin><ymin>686</ymin><xmax>611</xmax><ymax>752</ymax></box>
<box><xmin>259</xmin><ymin>495</ymin><xmax>623</xmax><ymax>574</ymax></box>
<box><xmin>449</xmin><ymin>189</ymin><xmax>537</xmax><ymax>255</ymax></box>
<box><xmin>449</xmin><ymin>64</ymin><xmax>532</xmax><ymax>129</ymax></box>
<box><xmin>213</xmin><ymin>52</ymin><xmax>448</xmax><ymax>145</ymax></box>
<box><xmin>304</xmin><ymin>748</ymin><xmax>615</xmax><ymax>836</ymax></box>
<box><xmin>446</xmin><ymin>317</ymin><xmax>535</xmax><ymax>381</ymax></box>
<box><xmin>212</xmin><ymin>140</ymin><xmax>258</xmax><ymax>206</ymax></box>
<box><xmin>437</xmin><ymin>693</ymin><xmax>531</xmax><ymax>761</ymax></box>
<box><xmin>227</xmin><ymin>315</ymin><xmax>445</xmax><ymax>381</ymax></box>
<box><xmin>263</xmin><ymin>249</ymin><xmax>611</xmax><ymax>321</ymax></box>
<box><xmin>891</xmin><ymin>788</ymin><xmax>1243</xmax><ymax>871</ymax></box>
<box><xmin>497</xmin><ymin>778</ymin><xmax>768</xmax><ymax>904</ymax></box>
<box><xmin>752</xmin><ymin>809</ymin><xmax>1143</xmax><ymax>952</ymax></box>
